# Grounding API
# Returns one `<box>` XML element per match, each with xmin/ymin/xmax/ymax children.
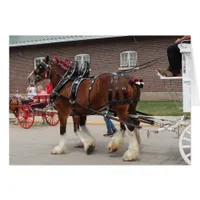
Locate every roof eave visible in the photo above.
<box><xmin>9</xmin><ymin>36</ymin><xmax>125</xmax><ymax>47</ymax></box>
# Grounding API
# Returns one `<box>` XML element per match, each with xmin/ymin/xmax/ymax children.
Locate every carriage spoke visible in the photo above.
<box><xmin>182</xmin><ymin>145</ymin><xmax>191</xmax><ymax>149</ymax></box>
<box><xmin>179</xmin><ymin>124</ymin><xmax>191</xmax><ymax>165</ymax></box>
<box><xmin>187</xmin><ymin>131</ymin><xmax>191</xmax><ymax>135</ymax></box>
<box><xmin>17</xmin><ymin>106</ymin><xmax>34</xmax><ymax>129</ymax></box>
<box><xmin>45</xmin><ymin>112</ymin><xmax>59</xmax><ymax>126</ymax></box>
<box><xmin>186</xmin><ymin>153</ymin><xmax>191</xmax><ymax>158</ymax></box>
<box><xmin>183</xmin><ymin>137</ymin><xmax>190</xmax><ymax>142</ymax></box>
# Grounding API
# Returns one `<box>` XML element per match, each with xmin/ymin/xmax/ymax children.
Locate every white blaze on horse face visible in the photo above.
<box><xmin>51</xmin><ymin>135</ymin><xmax>67</xmax><ymax>154</ymax></box>
<box><xmin>123</xmin><ymin>128</ymin><xmax>140</xmax><ymax>161</ymax></box>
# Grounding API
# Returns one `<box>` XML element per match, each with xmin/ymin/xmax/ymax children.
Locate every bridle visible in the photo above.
<box><xmin>27</xmin><ymin>60</ymin><xmax>68</xmax><ymax>84</ymax></box>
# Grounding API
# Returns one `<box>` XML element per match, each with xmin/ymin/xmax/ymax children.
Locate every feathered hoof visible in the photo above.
<box><xmin>51</xmin><ymin>146</ymin><xmax>67</xmax><ymax>155</ymax></box>
<box><xmin>86</xmin><ymin>145</ymin><xmax>95</xmax><ymax>155</ymax></box>
<box><xmin>122</xmin><ymin>150</ymin><xmax>139</xmax><ymax>161</ymax></box>
<box><xmin>108</xmin><ymin>146</ymin><xmax>118</xmax><ymax>153</ymax></box>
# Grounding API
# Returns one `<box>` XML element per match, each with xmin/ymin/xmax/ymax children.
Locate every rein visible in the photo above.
<box><xmin>117</xmin><ymin>57</ymin><xmax>161</xmax><ymax>74</ymax></box>
<box><xmin>52</xmin><ymin>91</ymin><xmax>142</xmax><ymax>129</ymax></box>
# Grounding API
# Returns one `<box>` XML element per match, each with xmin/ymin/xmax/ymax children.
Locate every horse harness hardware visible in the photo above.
<box><xmin>52</xmin><ymin>71</ymin><xmax>141</xmax><ymax>116</ymax></box>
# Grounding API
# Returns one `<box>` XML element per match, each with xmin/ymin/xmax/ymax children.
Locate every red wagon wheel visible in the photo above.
<box><xmin>17</xmin><ymin>105</ymin><xmax>34</xmax><ymax>129</ymax></box>
<box><xmin>44</xmin><ymin>110</ymin><xmax>59</xmax><ymax>126</ymax></box>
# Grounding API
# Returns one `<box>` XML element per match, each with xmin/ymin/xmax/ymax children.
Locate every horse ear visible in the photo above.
<box><xmin>45</xmin><ymin>55</ymin><xmax>49</xmax><ymax>63</ymax></box>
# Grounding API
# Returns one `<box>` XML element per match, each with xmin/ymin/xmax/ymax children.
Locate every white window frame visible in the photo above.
<box><xmin>74</xmin><ymin>54</ymin><xmax>90</xmax><ymax>70</ymax></box>
<box><xmin>34</xmin><ymin>57</ymin><xmax>45</xmax><ymax>69</ymax></box>
<box><xmin>119</xmin><ymin>51</ymin><xmax>137</xmax><ymax>70</ymax></box>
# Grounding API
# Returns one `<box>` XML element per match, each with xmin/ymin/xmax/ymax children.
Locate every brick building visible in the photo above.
<box><xmin>9</xmin><ymin>35</ymin><xmax>182</xmax><ymax>100</ymax></box>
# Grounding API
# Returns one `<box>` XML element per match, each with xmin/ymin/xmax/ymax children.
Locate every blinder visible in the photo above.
<box><xmin>34</xmin><ymin>61</ymin><xmax>51</xmax><ymax>80</ymax></box>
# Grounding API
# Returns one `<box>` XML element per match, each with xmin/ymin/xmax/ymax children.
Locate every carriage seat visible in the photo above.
<box><xmin>30</xmin><ymin>95</ymin><xmax>50</xmax><ymax>110</ymax></box>
<box><xmin>33</xmin><ymin>94</ymin><xmax>50</xmax><ymax>103</ymax></box>
<box><xmin>21</xmin><ymin>99</ymin><xmax>34</xmax><ymax>105</ymax></box>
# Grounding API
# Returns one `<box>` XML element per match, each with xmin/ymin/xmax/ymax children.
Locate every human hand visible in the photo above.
<box><xmin>175</xmin><ymin>38</ymin><xmax>181</xmax><ymax>43</ymax></box>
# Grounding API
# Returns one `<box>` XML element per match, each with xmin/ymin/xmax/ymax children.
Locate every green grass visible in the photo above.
<box><xmin>10</xmin><ymin>101</ymin><xmax>190</xmax><ymax>116</ymax></box>
<box><xmin>137</xmin><ymin>101</ymin><xmax>190</xmax><ymax>116</ymax></box>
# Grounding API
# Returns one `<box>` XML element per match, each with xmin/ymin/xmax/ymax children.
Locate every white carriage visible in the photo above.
<box><xmin>155</xmin><ymin>42</ymin><xmax>195</xmax><ymax>164</ymax></box>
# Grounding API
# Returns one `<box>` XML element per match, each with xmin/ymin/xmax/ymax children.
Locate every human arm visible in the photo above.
<box><xmin>175</xmin><ymin>35</ymin><xmax>191</xmax><ymax>43</ymax></box>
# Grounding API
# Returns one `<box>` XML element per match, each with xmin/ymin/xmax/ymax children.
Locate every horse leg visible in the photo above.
<box><xmin>122</xmin><ymin>114</ymin><xmax>140</xmax><ymax>161</ymax></box>
<box><xmin>79</xmin><ymin>124</ymin><xmax>96</xmax><ymax>154</ymax></box>
<box><xmin>41</xmin><ymin>116</ymin><xmax>46</xmax><ymax>124</ymax></box>
<box><xmin>13</xmin><ymin>109</ymin><xmax>19</xmax><ymax>125</ymax></box>
<box><xmin>10</xmin><ymin>100</ymin><xmax>19</xmax><ymax>125</ymax></box>
<box><xmin>120</xmin><ymin>122</ymin><xmax>126</xmax><ymax>133</ymax></box>
<box><xmin>72</xmin><ymin>116</ymin><xmax>84</xmax><ymax>148</ymax></box>
<box><xmin>122</xmin><ymin>126</ymin><xmax>140</xmax><ymax>161</ymax></box>
<box><xmin>128</xmin><ymin>104</ymin><xmax>141</xmax><ymax>146</ymax></box>
<box><xmin>108</xmin><ymin>107</ymin><xmax>140</xmax><ymax>161</ymax></box>
<box><xmin>108</xmin><ymin>106</ymin><xmax>129</xmax><ymax>153</ymax></box>
<box><xmin>51</xmin><ymin>112</ymin><xmax>68</xmax><ymax>154</ymax></box>
<box><xmin>75</xmin><ymin>116</ymin><xmax>96</xmax><ymax>155</ymax></box>
<box><xmin>108</xmin><ymin>117</ymin><xmax>126</xmax><ymax>153</ymax></box>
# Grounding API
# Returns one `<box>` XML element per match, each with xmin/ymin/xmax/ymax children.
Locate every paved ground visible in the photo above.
<box><xmin>9</xmin><ymin>117</ymin><xmax>187</xmax><ymax>165</ymax></box>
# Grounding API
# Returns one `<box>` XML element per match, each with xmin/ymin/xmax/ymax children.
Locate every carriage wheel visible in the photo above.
<box><xmin>45</xmin><ymin>110</ymin><xmax>59</xmax><ymax>126</ymax></box>
<box><xmin>17</xmin><ymin>106</ymin><xmax>34</xmax><ymax>129</ymax></box>
<box><xmin>178</xmin><ymin>124</ymin><xmax>191</xmax><ymax>165</ymax></box>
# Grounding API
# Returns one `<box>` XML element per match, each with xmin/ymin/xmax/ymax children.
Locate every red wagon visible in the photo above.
<box><xmin>17</xmin><ymin>95</ymin><xmax>59</xmax><ymax>129</ymax></box>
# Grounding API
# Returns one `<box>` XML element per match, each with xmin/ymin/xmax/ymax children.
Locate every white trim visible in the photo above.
<box><xmin>157</xmin><ymin>71</ymin><xmax>182</xmax><ymax>80</ymax></box>
<box><xmin>118</xmin><ymin>67</ymin><xmax>137</xmax><ymax>70</ymax></box>
<box><xmin>74</xmin><ymin>54</ymin><xmax>90</xmax><ymax>70</ymax></box>
<box><xmin>120</xmin><ymin>51</ymin><xmax>137</xmax><ymax>68</ymax></box>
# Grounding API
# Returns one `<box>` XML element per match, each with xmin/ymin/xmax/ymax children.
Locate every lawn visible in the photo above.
<box><xmin>9</xmin><ymin>101</ymin><xmax>190</xmax><ymax>116</ymax></box>
<box><xmin>137</xmin><ymin>101</ymin><xmax>190</xmax><ymax>116</ymax></box>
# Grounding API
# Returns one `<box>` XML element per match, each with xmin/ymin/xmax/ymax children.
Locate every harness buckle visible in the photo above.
<box><xmin>69</xmin><ymin>100</ymin><xmax>75</xmax><ymax>104</ymax></box>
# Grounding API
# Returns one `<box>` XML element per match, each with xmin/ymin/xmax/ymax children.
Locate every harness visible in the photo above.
<box><xmin>108</xmin><ymin>73</ymin><xmax>140</xmax><ymax>105</ymax></box>
<box><xmin>52</xmin><ymin>72</ymin><xmax>140</xmax><ymax>117</ymax></box>
<box><xmin>50</xmin><ymin>61</ymin><xmax>91</xmax><ymax>102</ymax></box>
<box><xmin>70</xmin><ymin>77</ymin><xmax>87</xmax><ymax>103</ymax></box>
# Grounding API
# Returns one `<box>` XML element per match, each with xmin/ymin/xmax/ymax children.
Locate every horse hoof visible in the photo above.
<box><xmin>108</xmin><ymin>147</ymin><xmax>118</xmax><ymax>154</ymax></box>
<box><xmin>51</xmin><ymin>146</ymin><xmax>66</xmax><ymax>154</ymax></box>
<box><xmin>123</xmin><ymin>158</ymin><xmax>136</xmax><ymax>162</ymax></box>
<box><xmin>86</xmin><ymin>145</ymin><xmax>95</xmax><ymax>155</ymax></box>
<box><xmin>122</xmin><ymin>150</ymin><xmax>139</xmax><ymax>161</ymax></box>
<box><xmin>123</xmin><ymin>156</ymin><xmax>138</xmax><ymax>162</ymax></box>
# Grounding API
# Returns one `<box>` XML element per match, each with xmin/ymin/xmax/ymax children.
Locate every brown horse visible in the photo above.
<box><xmin>9</xmin><ymin>96</ymin><xmax>20</xmax><ymax>125</ymax></box>
<box><xmin>27</xmin><ymin>56</ymin><xmax>141</xmax><ymax>161</ymax></box>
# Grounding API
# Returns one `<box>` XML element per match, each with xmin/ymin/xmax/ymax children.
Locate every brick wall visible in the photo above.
<box><xmin>9</xmin><ymin>36</ymin><xmax>182</xmax><ymax>94</ymax></box>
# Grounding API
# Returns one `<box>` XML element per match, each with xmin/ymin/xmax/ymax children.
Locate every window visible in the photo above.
<box><xmin>34</xmin><ymin>57</ymin><xmax>45</xmax><ymax>69</ymax></box>
<box><xmin>119</xmin><ymin>51</ymin><xmax>137</xmax><ymax>69</ymax></box>
<box><xmin>74</xmin><ymin>54</ymin><xmax>90</xmax><ymax>70</ymax></box>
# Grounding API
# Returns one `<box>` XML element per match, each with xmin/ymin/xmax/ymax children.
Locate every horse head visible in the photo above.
<box><xmin>27</xmin><ymin>55</ymin><xmax>68</xmax><ymax>86</ymax></box>
<box><xmin>9</xmin><ymin>96</ymin><xmax>20</xmax><ymax>117</ymax></box>
<box><xmin>27</xmin><ymin>55</ymin><xmax>54</xmax><ymax>84</ymax></box>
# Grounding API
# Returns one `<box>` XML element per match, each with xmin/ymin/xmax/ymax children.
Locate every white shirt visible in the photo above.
<box><xmin>27</xmin><ymin>87</ymin><xmax>37</xmax><ymax>99</ymax></box>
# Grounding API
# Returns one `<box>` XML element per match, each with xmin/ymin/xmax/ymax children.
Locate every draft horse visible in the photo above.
<box><xmin>27</xmin><ymin>56</ymin><xmax>141</xmax><ymax>161</ymax></box>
